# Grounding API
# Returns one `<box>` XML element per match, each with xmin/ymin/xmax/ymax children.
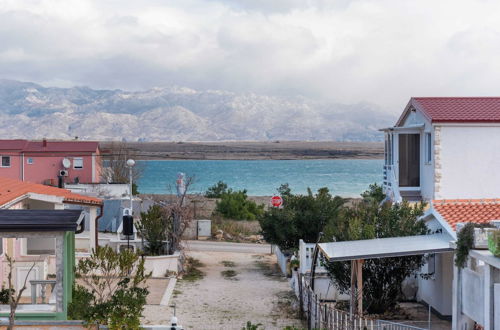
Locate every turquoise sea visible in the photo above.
<box><xmin>136</xmin><ymin>159</ymin><xmax>383</xmax><ymax>197</ymax></box>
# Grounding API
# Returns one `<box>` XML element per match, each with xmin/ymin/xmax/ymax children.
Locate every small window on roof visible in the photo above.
<box><xmin>73</xmin><ymin>157</ymin><xmax>83</xmax><ymax>169</ymax></box>
<box><xmin>1</xmin><ymin>156</ymin><xmax>10</xmax><ymax>167</ymax></box>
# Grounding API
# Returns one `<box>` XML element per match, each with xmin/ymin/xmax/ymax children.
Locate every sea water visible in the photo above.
<box><xmin>136</xmin><ymin>159</ymin><xmax>383</xmax><ymax>197</ymax></box>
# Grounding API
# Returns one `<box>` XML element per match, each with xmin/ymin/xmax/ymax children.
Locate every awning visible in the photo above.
<box><xmin>318</xmin><ymin>234</ymin><xmax>454</xmax><ymax>262</ymax></box>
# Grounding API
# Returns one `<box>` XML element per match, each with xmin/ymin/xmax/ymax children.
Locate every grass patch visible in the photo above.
<box><xmin>221</xmin><ymin>260</ymin><xmax>236</xmax><ymax>267</ymax></box>
<box><xmin>221</xmin><ymin>269</ymin><xmax>238</xmax><ymax>280</ymax></box>
<box><xmin>212</xmin><ymin>217</ymin><xmax>261</xmax><ymax>239</ymax></box>
<box><xmin>182</xmin><ymin>257</ymin><xmax>205</xmax><ymax>282</ymax></box>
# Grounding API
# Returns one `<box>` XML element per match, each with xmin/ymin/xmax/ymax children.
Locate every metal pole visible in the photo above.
<box><xmin>428</xmin><ymin>304</ymin><xmax>431</xmax><ymax>329</ymax></box>
<box><xmin>129</xmin><ymin>165</ymin><xmax>133</xmax><ymax>213</ymax></box>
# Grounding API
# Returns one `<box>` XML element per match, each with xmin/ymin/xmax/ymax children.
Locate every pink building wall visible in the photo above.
<box><xmin>23</xmin><ymin>153</ymin><xmax>100</xmax><ymax>184</ymax></box>
<box><xmin>0</xmin><ymin>141</ymin><xmax>101</xmax><ymax>184</ymax></box>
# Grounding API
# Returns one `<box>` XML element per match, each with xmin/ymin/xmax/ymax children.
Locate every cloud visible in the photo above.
<box><xmin>1</xmin><ymin>0</ymin><xmax>500</xmax><ymax>113</ymax></box>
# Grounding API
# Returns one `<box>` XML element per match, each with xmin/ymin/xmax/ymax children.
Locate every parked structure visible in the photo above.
<box><xmin>0</xmin><ymin>139</ymin><xmax>101</xmax><ymax>185</ymax></box>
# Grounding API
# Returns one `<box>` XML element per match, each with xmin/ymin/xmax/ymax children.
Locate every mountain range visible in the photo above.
<box><xmin>0</xmin><ymin>79</ymin><xmax>395</xmax><ymax>142</ymax></box>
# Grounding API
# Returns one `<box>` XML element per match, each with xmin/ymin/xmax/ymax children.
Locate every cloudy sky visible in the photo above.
<box><xmin>1</xmin><ymin>0</ymin><xmax>500</xmax><ymax>112</ymax></box>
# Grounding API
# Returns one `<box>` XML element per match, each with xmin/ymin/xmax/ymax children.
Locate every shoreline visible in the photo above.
<box><xmin>101</xmin><ymin>141</ymin><xmax>384</xmax><ymax>160</ymax></box>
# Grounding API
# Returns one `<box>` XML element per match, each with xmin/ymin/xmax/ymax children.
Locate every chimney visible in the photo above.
<box><xmin>43</xmin><ymin>138</ymin><xmax>47</xmax><ymax>147</ymax></box>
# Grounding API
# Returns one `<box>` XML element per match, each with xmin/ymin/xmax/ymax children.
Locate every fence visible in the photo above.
<box><xmin>298</xmin><ymin>274</ymin><xmax>427</xmax><ymax>330</ymax></box>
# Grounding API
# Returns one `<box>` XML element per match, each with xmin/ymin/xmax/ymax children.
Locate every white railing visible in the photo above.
<box><xmin>383</xmin><ymin>165</ymin><xmax>402</xmax><ymax>203</ymax></box>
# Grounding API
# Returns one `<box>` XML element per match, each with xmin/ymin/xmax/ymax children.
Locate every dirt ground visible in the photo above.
<box><xmin>142</xmin><ymin>251</ymin><xmax>304</xmax><ymax>330</ymax></box>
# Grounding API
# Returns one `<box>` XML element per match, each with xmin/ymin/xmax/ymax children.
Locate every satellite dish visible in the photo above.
<box><xmin>62</xmin><ymin>158</ymin><xmax>71</xmax><ymax>169</ymax></box>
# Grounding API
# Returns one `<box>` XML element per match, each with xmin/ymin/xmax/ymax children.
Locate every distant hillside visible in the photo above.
<box><xmin>0</xmin><ymin>79</ymin><xmax>395</xmax><ymax>141</ymax></box>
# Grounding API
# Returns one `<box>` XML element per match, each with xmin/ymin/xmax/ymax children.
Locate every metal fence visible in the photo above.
<box><xmin>298</xmin><ymin>274</ymin><xmax>427</xmax><ymax>330</ymax></box>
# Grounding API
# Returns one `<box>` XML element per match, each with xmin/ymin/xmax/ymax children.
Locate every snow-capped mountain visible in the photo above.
<box><xmin>0</xmin><ymin>79</ymin><xmax>394</xmax><ymax>141</ymax></box>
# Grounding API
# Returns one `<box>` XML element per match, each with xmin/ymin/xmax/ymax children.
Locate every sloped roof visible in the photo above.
<box><xmin>0</xmin><ymin>177</ymin><xmax>102</xmax><ymax>207</ymax></box>
<box><xmin>318</xmin><ymin>234</ymin><xmax>453</xmax><ymax>261</ymax></box>
<box><xmin>0</xmin><ymin>140</ymin><xmax>99</xmax><ymax>152</ymax></box>
<box><xmin>397</xmin><ymin>97</ymin><xmax>500</xmax><ymax>125</ymax></box>
<box><xmin>433</xmin><ymin>199</ymin><xmax>500</xmax><ymax>230</ymax></box>
<box><xmin>0</xmin><ymin>209</ymin><xmax>83</xmax><ymax>232</ymax></box>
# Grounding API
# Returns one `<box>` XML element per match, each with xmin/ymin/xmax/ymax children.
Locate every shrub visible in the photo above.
<box><xmin>214</xmin><ymin>189</ymin><xmax>264</xmax><ymax>220</ymax></box>
<box><xmin>137</xmin><ymin>205</ymin><xmax>168</xmax><ymax>256</ymax></box>
<box><xmin>68</xmin><ymin>246</ymin><xmax>151</xmax><ymax>329</ymax></box>
<box><xmin>259</xmin><ymin>185</ymin><xmax>344</xmax><ymax>250</ymax></box>
<box><xmin>205</xmin><ymin>181</ymin><xmax>228</xmax><ymax>198</ymax></box>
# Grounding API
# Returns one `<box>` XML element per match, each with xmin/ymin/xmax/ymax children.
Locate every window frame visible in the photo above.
<box><xmin>73</xmin><ymin>157</ymin><xmax>84</xmax><ymax>169</ymax></box>
<box><xmin>425</xmin><ymin>132</ymin><xmax>432</xmax><ymax>164</ymax></box>
<box><xmin>1</xmin><ymin>156</ymin><xmax>11</xmax><ymax>168</ymax></box>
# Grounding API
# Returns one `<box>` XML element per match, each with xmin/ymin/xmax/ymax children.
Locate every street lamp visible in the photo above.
<box><xmin>126</xmin><ymin>159</ymin><xmax>135</xmax><ymax>212</ymax></box>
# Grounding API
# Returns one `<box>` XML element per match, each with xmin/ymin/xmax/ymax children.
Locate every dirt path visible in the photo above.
<box><xmin>143</xmin><ymin>250</ymin><xmax>303</xmax><ymax>330</ymax></box>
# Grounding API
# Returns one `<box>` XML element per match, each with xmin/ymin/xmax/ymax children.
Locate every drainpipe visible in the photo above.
<box><xmin>94</xmin><ymin>204</ymin><xmax>104</xmax><ymax>251</ymax></box>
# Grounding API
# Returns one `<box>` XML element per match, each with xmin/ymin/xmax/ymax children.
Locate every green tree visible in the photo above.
<box><xmin>137</xmin><ymin>205</ymin><xmax>168</xmax><ymax>256</ymax></box>
<box><xmin>258</xmin><ymin>185</ymin><xmax>344</xmax><ymax>250</ymax></box>
<box><xmin>68</xmin><ymin>246</ymin><xmax>151</xmax><ymax>329</ymax></box>
<box><xmin>322</xmin><ymin>184</ymin><xmax>428</xmax><ymax>314</ymax></box>
<box><xmin>205</xmin><ymin>181</ymin><xmax>228</xmax><ymax>198</ymax></box>
<box><xmin>214</xmin><ymin>189</ymin><xmax>264</xmax><ymax>220</ymax></box>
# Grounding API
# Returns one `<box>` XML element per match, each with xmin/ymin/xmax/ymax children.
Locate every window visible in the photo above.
<box><xmin>1</xmin><ymin>156</ymin><xmax>10</xmax><ymax>167</ymax></box>
<box><xmin>427</xmin><ymin>253</ymin><xmax>436</xmax><ymax>275</ymax></box>
<box><xmin>425</xmin><ymin>133</ymin><xmax>432</xmax><ymax>163</ymax></box>
<box><xmin>73</xmin><ymin>157</ymin><xmax>83</xmax><ymax>169</ymax></box>
<box><xmin>27</xmin><ymin>157</ymin><xmax>33</xmax><ymax>164</ymax></box>
<box><xmin>384</xmin><ymin>134</ymin><xmax>393</xmax><ymax>166</ymax></box>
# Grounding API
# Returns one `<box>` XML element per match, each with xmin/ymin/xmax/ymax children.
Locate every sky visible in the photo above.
<box><xmin>1</xmin><ymin>0</ymin><xmax>500</xmax><ymax>113</ymax></box>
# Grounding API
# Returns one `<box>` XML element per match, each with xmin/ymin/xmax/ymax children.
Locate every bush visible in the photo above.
<box><xmin>259</xmin><ymin>185</ymin><xmax>344</xmax><ymax>250</ymax></box>
<box><xmin>205</xmin><ymin>181</ymin><xmax>228</xmax><ymax>198</ymax></box>
<box><xmin>137</xmin><ymin>205</ymin><xmax>168</xmax><ymax>256</ymax></box>
<box><xmin>68</xmin><ymin>246</ymin><xmax>151</xmax><ymax>329</ymax></box>
<box><xmin>214</xmin><ymin>189</ymin><xmax>264</xmax><ymax>220</ymax></box>
<box><xmin>0</xmin><ymin>287</ymin><xmax>13</xmax><ymax>304</ymax></box>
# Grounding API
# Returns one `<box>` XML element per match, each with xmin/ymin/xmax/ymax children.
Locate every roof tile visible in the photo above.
<box><xmin>0</xmin><ymin>177</ymin><xmax>102</xmax><ymax>207</ymax></box>
<box><xmin>411</xmin><ymin>97</ymin><xmax>500</xmax><ymax>123</ymax></box>
<box><xmin>432</xmin><ymin>199</ymin><xmax>500</xmax><ymax>230</ymax></box>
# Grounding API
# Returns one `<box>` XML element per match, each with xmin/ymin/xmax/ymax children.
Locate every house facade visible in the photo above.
<box><xmin>0</xmin><ymin>139</ymin><xmax>101</xmax><ymax>185</ymax></box>
<box><xmin>382</xmin><ymin>97</ymin><xmax>500</xmax><ymax>321</ymax></box>
<box><xmin>382</xmin><ymin>97</ymin><xmax>500</xmax><ymax>202</ymax></box>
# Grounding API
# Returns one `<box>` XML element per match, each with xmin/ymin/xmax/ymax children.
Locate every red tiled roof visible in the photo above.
<box><xmin>0</xmin><ymin>140</ymin><xmax>29</xmax><ymax>150</ymax></box>
<box><xmin>433</xmin><ymin>199</ymin><xmax>500</xmax><ymax>230</ymax></box>
<box><xmin>0</xmin><ymin>140</ymin><xmax>99</xmax><ymax>152</ymax></box>
<box><xmin>0</xmin><ymin>177</ymin><xmax>102</xmax><ymax>207</ymax></box>
<box><xmin>411</xmin><ymin>97</ymin><xmax>500</xmax><ymax>123</ymax></box>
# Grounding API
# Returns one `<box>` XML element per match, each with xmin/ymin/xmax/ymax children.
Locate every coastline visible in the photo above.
<box><xmin>101</xmin><ymin>141</ymin><xmax>384</xmax><ymax>160</ymax></box>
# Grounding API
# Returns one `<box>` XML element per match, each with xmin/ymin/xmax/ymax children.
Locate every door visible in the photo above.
<box><xmin>399</xmin><ymin>134</ymin><xmax>420</xmax><ymax>187</ymax></box>
<box><xmin>197</xmin><ymin>220</ymin><xmax>211</xmax><ymax>238</ymax></box>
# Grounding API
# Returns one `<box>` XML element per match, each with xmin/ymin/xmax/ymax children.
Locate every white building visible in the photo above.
<box><xmin>382</xmin><ymin>97</ymin><xmax>500</xmax><ymax>322</ymax></box>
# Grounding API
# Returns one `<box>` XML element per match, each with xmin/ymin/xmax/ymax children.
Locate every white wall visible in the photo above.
<box><xmin>417</xmin><ymin>252</ymin><xmax>453</xmax><ymax>316</ymax></box>
<box><xmin>65</xmin><ymin>183</ymin><xmax>130</xmax><ymax>199</ymax></box>
<box><xmin>438</xmin><ymin>125</ymin><xmax>500</xmax><ymax>199</ymax></box>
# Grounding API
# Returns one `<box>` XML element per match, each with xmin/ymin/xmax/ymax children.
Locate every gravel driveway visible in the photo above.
<box><xmin>142</xmin><ymin>248</ymin><xmax>304</xmax><ymax>330</ymax></box>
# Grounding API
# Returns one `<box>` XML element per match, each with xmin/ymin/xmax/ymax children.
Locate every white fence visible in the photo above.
<box><xmin>274</xmin><ymin>245</ymin><xmax>290</xmax><ymax>276</ymax></box>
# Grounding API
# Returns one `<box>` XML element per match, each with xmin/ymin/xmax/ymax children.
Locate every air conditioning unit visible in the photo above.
<box><xmin>59</xmin><ymin>170</ymin><xmax>68</xmax><ymax>177</ymax></box>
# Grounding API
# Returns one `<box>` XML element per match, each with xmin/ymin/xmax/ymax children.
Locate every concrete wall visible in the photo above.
<box><xmin>0</xmin><ymin>154</ymin><xmax>22</xmax><ymax>180</ymax></box>
<box><xmin>143</xmin><ymin>253</ymin><xmax>181</xmax><ymax>277</ymax></box>
<box><xmin>462</xmin><ymin>268</ymin><xmax>484</xmax><ymax>324</ymax></box>
<box><xmin>438</xmin><ymin>125</ymin><xmax>500</xmax><ymax>199</ymax></box>
<box><xmin>417</xmin><ymin>252</ymin><xmax>453</xmax><ymax>316</ymax></box>
<box><xmin>65</xmin><ymin>183</ymin><xmax>129</xmax><ymax>199</ymax></box>
<box><xmin>275</xmin><ymin>246</ymin><xmax>290</xmax><ymax>276</ymax></box>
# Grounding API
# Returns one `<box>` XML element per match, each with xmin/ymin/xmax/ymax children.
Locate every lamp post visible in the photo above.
<box><xmin>126</xmin><ymin>159</ymin><xmax>135</xmax><ymax>213</ymax></box>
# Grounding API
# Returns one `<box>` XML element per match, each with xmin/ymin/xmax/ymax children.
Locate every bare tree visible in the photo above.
<box><xmin>6</xmin><ymin>255</ymin><xmax>36</xmax><ymax>330</ymax></box>
<box><xmin>101</xmin><ymin>142</ymin><xmax>143</xmax><ymax>185</ymax></box>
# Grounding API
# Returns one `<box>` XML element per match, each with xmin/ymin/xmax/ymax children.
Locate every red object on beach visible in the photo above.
<box><xmin>271</xmin><ymin>195</ymin><xmax>283</xmax><ymax>207</ymax></box>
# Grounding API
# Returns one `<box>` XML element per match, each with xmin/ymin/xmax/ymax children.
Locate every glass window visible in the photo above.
<box><xmin>427</xmin><ymin>253</ymin><xmax>436</xmax><ymax>275</ymax></box>
<box><xmin>1</xmin><ymin>156</ymin><xmax>10</xmax><ymax>167</ymax></box>
<box><xmin>425</xmin><ymin>133</ymin><xmax>432</xmax><ymax>163</ymax></box>
<box><xmin>27</xmin><ymin>157</ymin><xmax>33</xmax><ymax>164</ymax></box>
<box><xmin>73</xmin><ymin>157</ymin><xmax>83</xmax><ymax>169</ymax></box>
